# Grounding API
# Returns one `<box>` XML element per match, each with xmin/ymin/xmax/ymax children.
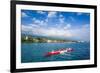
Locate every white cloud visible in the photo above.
<box><xmin>67</xmin><ymin>25</ymin><xmax>90</xmax><ymax>41</ymax></box>
<box><xmin>63</xmin><ymin>24</ymin><xmax>71</xmax><ymax>30</ymax></box>
<box><xmin>69</xmin><ymin>16</ymin><xmax>75</xmax><ymax>22</ymax></box>
<box><xmin>82</xmin><ymin>24</ymin><xmax>90</xmax><ymax>28</ymax></box>
<box><xmin>44</xmin><ymin>28</ymin><xmax>72</xmax><ymax>37</ymax></box>
<box><xmin>29</xmin><ymin>24</ymin><xmax>40</xmax><ymax>28</ymax></box>
<box><xmin>77</xmin><ymin>12</ymin><xmax>83</xmax><ymax>16</ymax></box>
<box><xmin>48</xmin><ymin>11</ymin><xmax>57</xmax><ymax>18</ymax></box>
<box><xmin>32</xmin><ymin>18</ymin><xmax>47</xmax><ymax>26</ymax></box>
<box><xmin>22</xmin><ymin>23</ymin><xmax>73</xmax><ymax>38</ymax></box>
<box><xmin>22</xmin><ymin>23</ymin><xmax>90</xmax><ymax>41</ymax></box>
<box><xmin>37</xmin><ymin>11</ymin><xmax>46</xmax><ymax>14</ymax></box>
<box><xmin>22</xmin><ymin>24</ymin><xmax>40</xmax><ymax>33</ymax></box>
<box><xmin>45</xmin><ymin>18</ymin><xmax>49</xmax><ymax>23</ymax></box>
<box><xmin>34</xmin><ymin>19</ymin><xmax>41</xmax><ymax>24</ymax></box>
<box><xmin>21</xmin><ymin>12</ymin><xmax>29</xmax><ymax>17</ymax></box>
<box><xmin>77</xmin><ymin>12</ymin><xmax>90</xmax><ymax>16</ymax></box>
<box><xmin>67</xmin><ymin>24</ymin><xmax>71</xmax><ymax>28</ymax></box>
<box><xmin>59</xmin><ymin>14</ymin><xmax>63</xmax><ymax>18</ymax></box>
<box><xmin>59</xmin><ymin>17</ymin><xmax>64</xmax><ymax>23</ymax></box>
<box><xmin>22</xmin><ymin>25</ymin><xmax>32</xmax><ymax>31</ymax></box>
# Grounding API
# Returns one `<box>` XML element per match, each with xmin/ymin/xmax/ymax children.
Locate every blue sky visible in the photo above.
<box><xmin>21</xmin><ymin>10</ymin><xmax>90</xmax><ymax>41</ymax></box>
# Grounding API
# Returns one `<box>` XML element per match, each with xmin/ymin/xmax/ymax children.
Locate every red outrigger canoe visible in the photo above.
<box><xmin>45</xmin><ymin>48</ymin><xmax>73</xmax><ymax>57</ymax></box>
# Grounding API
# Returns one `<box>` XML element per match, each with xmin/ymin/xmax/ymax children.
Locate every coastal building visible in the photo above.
<box><xmin>25</xmin><ymin>36</ymin><xmax>28</xmax><ymax>40</ymax></box>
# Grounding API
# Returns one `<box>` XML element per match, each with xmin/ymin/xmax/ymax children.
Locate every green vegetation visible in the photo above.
<box><xmin>21</xmin><ymin>35</ymin><xmax>80</xmax><ymax>43</ymax></box>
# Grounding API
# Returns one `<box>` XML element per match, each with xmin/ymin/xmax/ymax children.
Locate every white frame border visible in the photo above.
<box><xmin>16</xmin><ymin>4</ymin><xmax>94</xmax><ymax>69</ymax></box>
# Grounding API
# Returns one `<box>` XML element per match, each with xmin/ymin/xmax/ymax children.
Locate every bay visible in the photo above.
<box><xmin>21</xmin><ymin>42</ymin><xmax>90</xmax><ymax>63</ymax></box>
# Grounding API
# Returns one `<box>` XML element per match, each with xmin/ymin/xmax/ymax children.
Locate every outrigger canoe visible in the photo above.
<box><xmin>45</xmin><ymin>48</ymin><xmax>73</xmax><ymax>57</ymax></box>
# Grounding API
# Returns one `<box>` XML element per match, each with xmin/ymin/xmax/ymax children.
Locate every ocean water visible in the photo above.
<box><xmin>21</xmin><ymin>42</ymin><xmax>90</xmax><ymax>63</ymax></box>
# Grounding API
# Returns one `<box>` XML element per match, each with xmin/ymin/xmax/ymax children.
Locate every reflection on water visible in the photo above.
<box><xmin>21</xmin><ymin>42</ymin><xmax>90</xmax><ymax>63</ymax></box>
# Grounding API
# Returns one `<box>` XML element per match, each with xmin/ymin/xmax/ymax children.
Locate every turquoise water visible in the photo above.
<box><xmin>21</xmin><ymin>42</ymin><xmax>90</xmax><ymax>63</ymax></box>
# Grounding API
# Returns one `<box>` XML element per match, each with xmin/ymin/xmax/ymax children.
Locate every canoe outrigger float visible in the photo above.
<box><xmin>45</xmin><ymin>48</ymin><xmax>73</xmax><ymax>57</ymax></box>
